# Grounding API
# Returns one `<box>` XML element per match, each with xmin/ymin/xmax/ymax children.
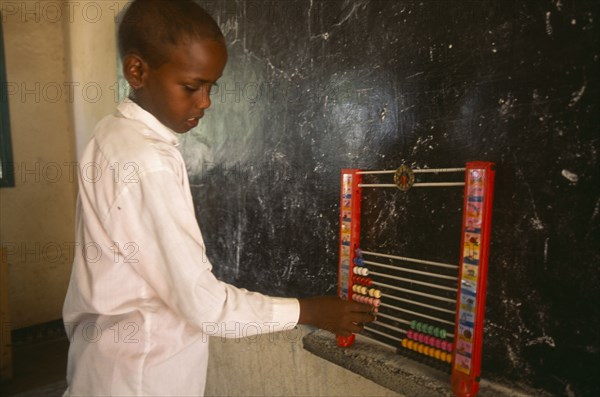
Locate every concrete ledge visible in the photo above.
<box><xmin>302</xmin><ymin>330</ymin><xmax>551</xmax><ymax>397</ymax></box>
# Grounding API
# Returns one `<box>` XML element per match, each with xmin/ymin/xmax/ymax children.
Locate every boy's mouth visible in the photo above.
<box><xmin>185</xmin><ymin>115</ymin><xmax>202</xmax><ymax>129</ymax></box>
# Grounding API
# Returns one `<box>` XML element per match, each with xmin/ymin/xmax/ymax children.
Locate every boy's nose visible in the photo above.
<box><xmin>196</xmin><ymin>86</ymin><xmax>212</xmax><ymax>110</ymax></box>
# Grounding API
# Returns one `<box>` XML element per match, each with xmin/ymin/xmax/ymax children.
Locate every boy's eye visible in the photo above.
<box><xmin>184</xmin><ymin>85</ymin><xmax>199</xmax><ymax>92</ymax></box>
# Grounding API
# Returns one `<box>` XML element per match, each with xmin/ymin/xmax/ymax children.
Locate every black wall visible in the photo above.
<box><xmin>184</xmin><ymin>1</ymin><xmax>599</xmax><ymax>395</ymax></box>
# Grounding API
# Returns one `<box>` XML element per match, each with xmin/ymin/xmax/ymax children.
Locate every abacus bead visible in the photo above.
<box><xmin>416</xmin><ymin>322</ymin><xmax>423</xmax><ymax>332</ymax></box>
<box><xmin>435</xmin><ymin>349</ymin><xmax>442</xmax><ymax>360</ymax></box>
<box><xmin>418</xmin><ymin>344</ymin><xmax>424</xmax><ymax>354</ymax></box>
<box><xmin>407</xmin><ymin>330</ymin><xmax>413</xmax><ymax>339</ymax></box>
<box><xmin>427</xmin><ymin>325</ymin><xmax>435</xmax><ymax>335</ymax></box>
<box><xmin>440</xmin><ymin>329</ymin><xmax>447</xmax><ymax>339</ymax></box>
<box><xmin>353</xmin><ymin>257</ymin><xmax>363</xmax><ymax>266</ymax></box>
<box><xmin>374</xmin><ymin>289</ymin><xmax>382</xmax><ymax>298</ymax></box>
<box><xmin>423</xmin><ymin>346</ymin><xmax>430</xmax><ymax>356</ymax></box>
<box><xmin>441</xmin><ymin>340</ymin><xmax>448</xmax><ymax>351</ymax></box>
<box><xmin>373</xmin><ymin>299</ymin><xmax>381</xmax><ymax>307</ymax></box>
<box><xmin>361</xmin><ymin>267</ymin><xmax>369</xmax><ymax>276</ymax></box>
<box><xmin>440</xmin><ymin>352</ymin><xmax>447</xmax><ymax>362</ymax></box>
<box><xmin>446</xmin><ymin>354</ymin><xmax>452</xmax><ymax>364</ymax></box>
<box><xmin>447</xmin><ymin>343</ymin><xmax>453</xmax><ymax>353</ymax></box>
<box><xmin>411</xmin><ymin>320</ymin><xmax>417</xmax><ymax>329</ymax></box>
<box><xmin>407</xmin><ymin>340</ymin><xmax>413</xmax><ymax>350</ymax></box>
<box><xmin>360</xmin><ymin>286</ymin><xmax>367</xmax><ymax>295</ymax></box>
<box><xmin>355</xmin><ymin>248</ymin><xmax>362</xmax><ymax>257</ymax></box>
<box><xmin>433</xmin><ymin>327</ymin><xmax>440</xmax><ymax>338</ymax></box>
<box><xmin>368</xmin><ymin>288</ymin><xmax>374</xmax><ymax>297</ymax></box>
<box><xmin>418</xmin><ymin>333</ymin><xmax>425</xmax><ymax>343</ymax></box>
<box><xmin>401</xmin><ymin>338</ymin><xmax>408</xmax><ymax>348</ymax></box>
<box><xmin>435</xmin><ymin>338</ymin><xmax>442</xmax><ymax>349</ymax></box>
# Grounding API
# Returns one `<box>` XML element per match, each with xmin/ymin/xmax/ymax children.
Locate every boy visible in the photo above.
<box><xmin>62</xmin><ymin>1</ymin><xmax>375</xmax><ymax>396</ymax></box>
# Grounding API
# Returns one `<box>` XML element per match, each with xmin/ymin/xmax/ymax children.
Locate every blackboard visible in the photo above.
<box><xmin>182</xmin><ymin>1</ymin><xmax>599</xmax><ymax>395</ymax></box>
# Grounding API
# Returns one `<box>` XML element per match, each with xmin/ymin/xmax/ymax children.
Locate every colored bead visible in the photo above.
<box><xmin>355</xmin><ymin>248</ymin><xmax>362</xmax><ymax>257</ymax></box>
<box><xmin>435</xmin><ymin>338</ymin><xmax>442</xmax><ymax>349</ymax></box>
<box><xmin>427</xmin><ymin>325</ymin><xmax>434</xmax><ymax>335</ymax></box>
<box><xmin>416</xmin><ymin>322</ymin><xmax>423</xmax><ymax>332</ymax></box>
<box><xmin>373</xmin><ymin>298</ymin><xmax>381</xmax><ymax>307</ymax></box>
<box><xmin>373</xmin><ymin>289</ymin><xmax>382</xmax><ymax>298</ymax></box>
<box><xmin>440</xmin><ymin>329</ymin><xmax>447</xmax><ymax>339</ymax></box>
<box><xmin>407</xmin><ymin>330</ymin><xmax>413</xmax><ymax>339</ymax></box>
<box><xmin>447</xmin><ymin>343</ymin><xmax>453</xmax><ymax>353</ymax></box>
<box><xmin>433</xmin><ymin>327</ymin><xmax>440</xmax><ymax>338</ymax></box>
<box><xmin>401</xmin><ymin>338</ymin><xmax>408</xmax><ymax>348</ymax></box>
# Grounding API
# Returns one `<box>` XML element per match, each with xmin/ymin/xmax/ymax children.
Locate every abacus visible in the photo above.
<box><xmin>336</xmin><ymin>162</ymin><xmax>495</xmax><ymax>397</ymax></box>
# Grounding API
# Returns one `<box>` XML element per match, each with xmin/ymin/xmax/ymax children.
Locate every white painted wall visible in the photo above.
<box><xmin>206</xmin><ymin>327</ymin><xmax>400</xmax><ymax>396</ymax></box>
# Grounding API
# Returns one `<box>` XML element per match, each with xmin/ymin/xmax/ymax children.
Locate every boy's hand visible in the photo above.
<box><xmin>298</xmin><ymin>296</ymin><xmax>376</xmax><ymax>336</ymax></box>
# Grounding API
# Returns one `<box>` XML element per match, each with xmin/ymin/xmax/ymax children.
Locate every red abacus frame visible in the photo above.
<box><xmin>336</xmin><ymin>162</ymin><xmax>495</xmax><ymax>397</ymax></box>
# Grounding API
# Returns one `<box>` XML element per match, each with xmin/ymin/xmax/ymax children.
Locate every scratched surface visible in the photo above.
<box><xmin>182</xmin><ymin>1</ymin><xmax>599</xmax><ymax>395</ymax></box>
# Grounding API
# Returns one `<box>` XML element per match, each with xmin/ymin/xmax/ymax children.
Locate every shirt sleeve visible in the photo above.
<box><xmin>105</xmin><ymin>166</ymin><xmax>300</xmax><ymax>337</ymax></box>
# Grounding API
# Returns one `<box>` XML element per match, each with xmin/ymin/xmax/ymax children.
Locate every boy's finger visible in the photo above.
<box><xmin>349</xmin><ymin>312</ymin><xmax>376</xmax><ymax>324</ymax></box>
<box><xmin>348</xmin><ymin>301</ymin><xmax>373</xmax><ymax>312</ymax></box>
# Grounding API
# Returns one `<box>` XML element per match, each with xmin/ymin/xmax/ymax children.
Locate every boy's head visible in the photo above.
<box><xmin>119</xmin><ymin>0</ymin><xmax>227</xmax><ymax>133</ymax></box>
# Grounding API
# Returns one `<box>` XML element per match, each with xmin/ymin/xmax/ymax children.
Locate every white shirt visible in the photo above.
<box><xmin>62</xmin><ymin>99</ymin><xmax>300</xmax><ymax>396</ymax></box>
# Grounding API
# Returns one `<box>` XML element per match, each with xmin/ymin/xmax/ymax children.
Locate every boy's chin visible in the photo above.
<box><xmin>171</xmin><ymin>123</ymin><xmax>195</xmax><ymax>134</ymax></box>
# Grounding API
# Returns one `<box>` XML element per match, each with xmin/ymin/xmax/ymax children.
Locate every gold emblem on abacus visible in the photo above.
<box><xmin>394</xmin><ymin>165</ymin><xmax>415</xmax><ymax>191</ymax></box>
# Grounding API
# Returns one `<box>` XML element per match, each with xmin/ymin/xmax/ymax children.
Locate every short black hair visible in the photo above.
<box><xmin>118</xmin><ymin>0</ymin><xmax>224</xmax><ymax>68</ymax></box>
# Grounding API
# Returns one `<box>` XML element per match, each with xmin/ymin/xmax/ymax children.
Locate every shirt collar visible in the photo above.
<box><xmin>117</xmin><ymin>98</ymin><xmax>180</xmax><ymax>146</ymax></box>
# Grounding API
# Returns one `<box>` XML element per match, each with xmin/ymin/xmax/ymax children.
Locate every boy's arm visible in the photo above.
<box><xmin>298</xmin><ymin>296</ymin><xmax>375</xmax><ymax>336</ymax></box>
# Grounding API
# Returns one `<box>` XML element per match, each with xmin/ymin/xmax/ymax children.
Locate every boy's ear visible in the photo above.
<box><xmin>123</xmin><ymin>54</ymin><xmax>148</xmax><ymax>90</ymax></box>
